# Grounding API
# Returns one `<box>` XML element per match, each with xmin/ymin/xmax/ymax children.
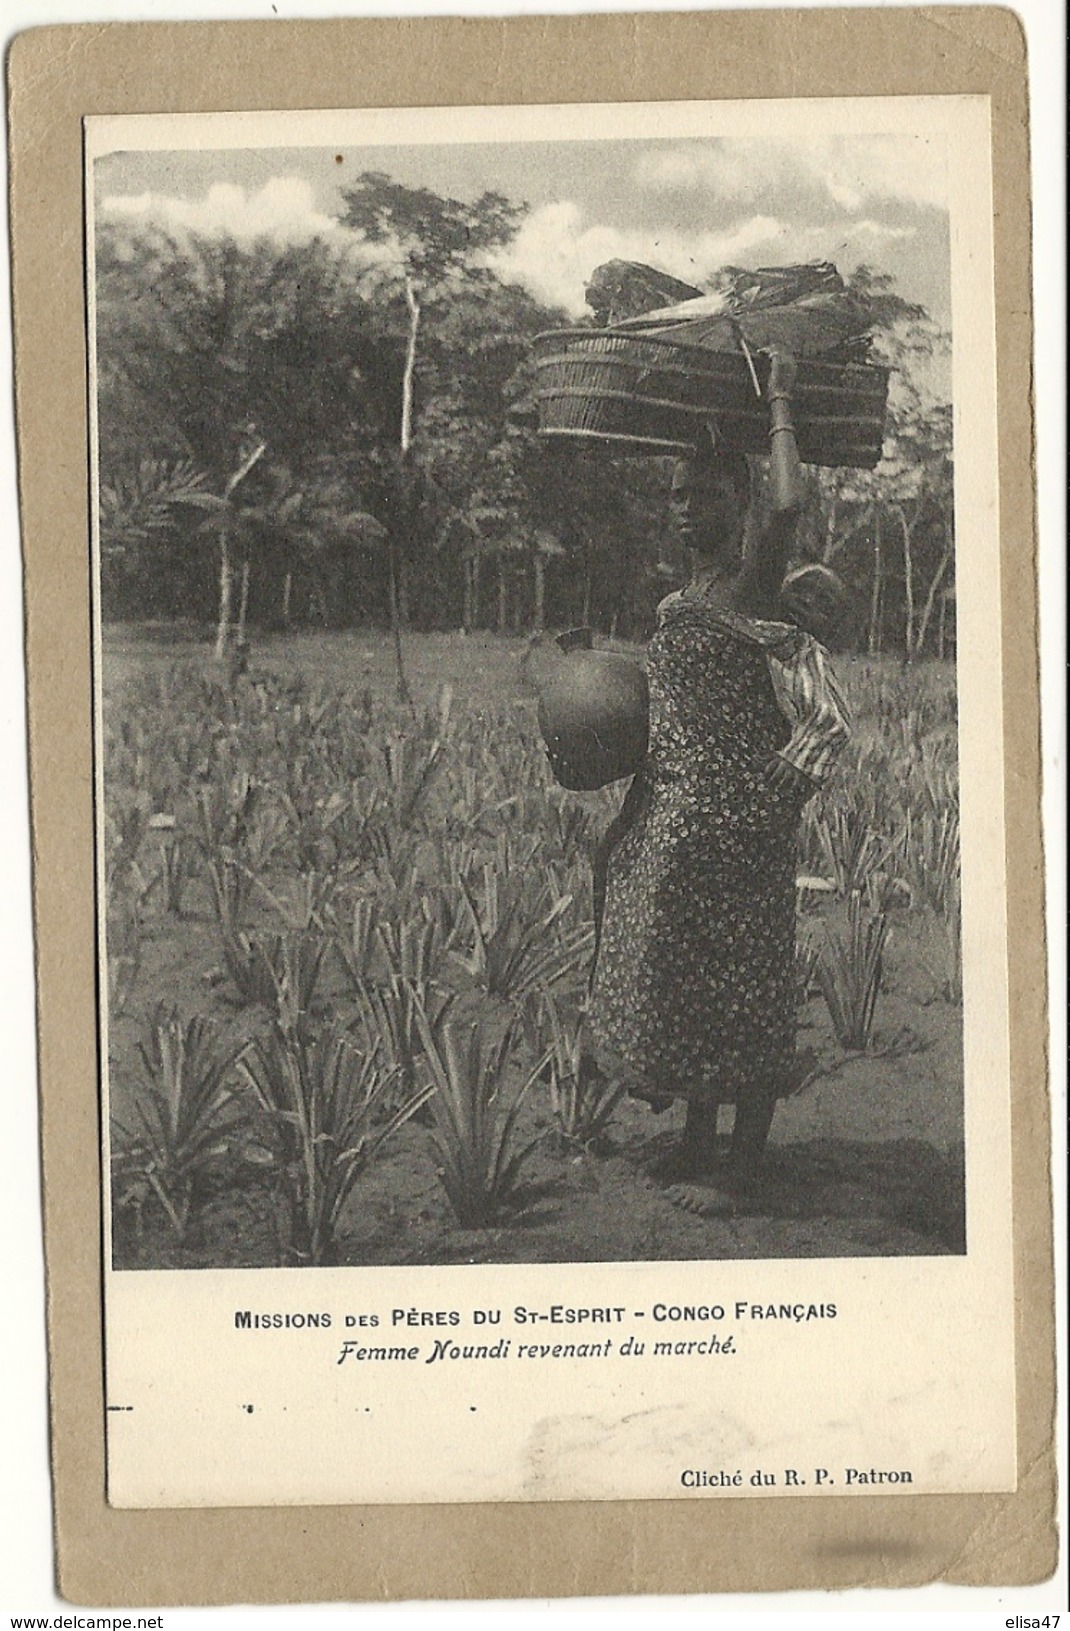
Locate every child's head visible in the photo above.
<box><xmin>780</xmin><ymin>564</ymin><xmax>848</xmax><ymax>646</ymax></box>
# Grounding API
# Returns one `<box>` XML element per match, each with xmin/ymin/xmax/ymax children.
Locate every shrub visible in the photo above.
<box><xmin>538</xmin><ymin>993</ymin><xmax>623</xmax><ymax>1148</ymax></box>
<box><xmin>413</xmin><ymin>1003</ymin><xmax>543</xmax><ymax>1228</ymax></box>
<box><xmin>817</xmin><ymin>891</ymin><xmax>890</xmax><ymax>1050</ymax></box>
<box><xmin>239</xmin><ymin>1016</ymin><xmax>429</xmax><ymax>1264</ymax></box>
<box><xmin>111</xmin><ymin>1007</ymin><xmax>251</xmax><ymax>1242</ymax></box>
<box><xmin>452</xmin><ymin>866</ymin><xmax>593</xmax><ymax>1005</ymax></box>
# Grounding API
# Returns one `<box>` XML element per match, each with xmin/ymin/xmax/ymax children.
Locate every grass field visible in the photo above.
<box><xmin>100</xmin><ymin>625</ymin><xmax>964</xmax><ymax>1268</ymax></box>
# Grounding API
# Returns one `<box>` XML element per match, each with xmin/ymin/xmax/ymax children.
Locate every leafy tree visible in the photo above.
<box><xmin>793</xmin><ymin>268</ymin><xmax>954</xmax><ymax>657</ymax></box>
<box><xmin>337</xmin><ymin>174</ymin><xmax>529</xmax><ymax>692</ymax></box>
<box><xmin>93</xmin><ymin>207</ymin><xmax>953</xmax><ymax>658</ymax></box>
<box><xmin>94</xmin><ymin>219</ymin><xmax>396</xmax><ymax>654</ymax></box>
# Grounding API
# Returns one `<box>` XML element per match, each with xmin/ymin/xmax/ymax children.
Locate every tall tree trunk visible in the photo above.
<box><xmin>214</xmin><ymin>522</ymin><xmax>232</xmax><ymax>662</ymax></box>
<box><xmin>387</xmin><ymin>544</ymin><xmax>409</xmax><ymax>703</ymax></box>
<box><xmin>896</xmin><ymin>502</ymin><xmax>916</xmax><ymax>661</ymax></box>
<box><xmin>915</xmin><ymin>523</ymin><xmax>953</xmax><ymax>658</ymax></box>
<box><xmin>214</xmin><ymin>439</ymin><xmax>265</xmax><ymax>664</ymax></box>
<box><xmin>867</xmin><ymin>508</ymin><xmax>883</xmax><ymax>656</ymax></box>
<box><xmin>581</xmin><ymin>553</ymin><xmax>592</xmax><ymax>626</ymax></box>
<box><xmin>236</xmin><ymin>557</ymin><xmax>251</xmax><ymax>645</ymax></box>
<box><xmin>396</xmin><ymin>552</ymin><xmax>410</xmax><ymax>628</ymax></box>
<box><xmin>282</xmin><ymin>571</ymin><xmax>292</xmax><ymax>625</ymax></box>
<box><xmin>822</xmin><ymin>485</ymin><xmax>839</xmax><ymax>564</ymax></box>
<box><xmin>497</xmin><ymin>562</ymin><xmax>507</xmax><ymax>635</ymax></box>
<box><xmin>533</xmin><ymin>553</ymin><xmax>545</xmax><ymax>634</ymax></box>
<box><xmin>400</xmin><ymin>278</ymin><xmax>420</xmax><ymax>458</ymax></box>
<box><xmin>387</xmin><ymin>274</ymin><xmax>422</xmax><ymax>706</ymax></box>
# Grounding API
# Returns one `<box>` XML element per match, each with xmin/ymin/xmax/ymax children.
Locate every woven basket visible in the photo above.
<box><xmin>532</xmin><ymin>329</ymin><xmax>889</xmax><ymax>468</ymax></box>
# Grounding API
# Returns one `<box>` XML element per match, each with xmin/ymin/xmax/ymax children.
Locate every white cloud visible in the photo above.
<box><xmin>96</xmin><ymin>172</ymin><xmax>921</xmax><ymax>324</ymax></box>
<box><xmin>490</xmin><ymin>200</ymin><xmax>786</xmax><ymax>316</ymax></box>
<box><xmin>635</xmin><ymin>135</ymin><xmax>948</xmax><ymax>216</ymax></box>
<box><xmin>103</xmin><ymin>178</ymin><xmax>332</xmax><ymax>241</ymax></box>
<box><xmin>846</xmin><ymin>219</ymin><xmax>917</xmax><ymax>242</ymax></box>
<box><xmin>97</xmin><ymin>182</ymin><xmax>790</xmax><ymax>316</ymax></box>
<box><xmin>811</xmin><ymin>136</ymin><xmax>948</xmax><ymax>213</ymax></box>
<box><xmin>99</xmin><ymin>177</ymin><xmax>395</xmax><ymax>272</ymax></box>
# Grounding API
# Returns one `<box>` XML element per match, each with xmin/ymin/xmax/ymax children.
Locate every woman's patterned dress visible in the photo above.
<box><xmin>587</xmin><ymin>592</ymin><xmax>812</xmax><ymax>1107</ymax></box>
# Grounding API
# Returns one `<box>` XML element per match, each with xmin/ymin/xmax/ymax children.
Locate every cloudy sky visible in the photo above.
<box><xmin>95</xmin><ymin>129</ymin><xmax>950</xmax><ymax>326</ymax></box>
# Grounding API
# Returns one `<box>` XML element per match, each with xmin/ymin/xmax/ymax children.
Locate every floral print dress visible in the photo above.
<box><xmin>587</xmin><ymin>591</ymin><xmax>814</xmax><ymax>1107</ymax></box>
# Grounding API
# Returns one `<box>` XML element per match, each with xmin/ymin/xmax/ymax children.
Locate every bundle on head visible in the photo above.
<box><xmin>535</xmin><ymin>257</ymin><xmax>891</xmax><ymax>468</ymax></box>
<box><xmin>583</xmin><ymin>260</ymin><xmax>704</xmax><ymax>327</ymax></box>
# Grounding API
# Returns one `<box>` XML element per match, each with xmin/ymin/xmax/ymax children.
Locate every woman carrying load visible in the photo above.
<box><xmin>585</xmin><ymin>349</ymin><xmax>850</xmax><ymax>1188</ymax></box>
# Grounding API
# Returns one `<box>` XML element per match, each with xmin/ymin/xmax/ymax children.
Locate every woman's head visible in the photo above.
<box><xmin>670</xmin><ymin>430</ymin><xmax>751</xmax><ymax>566</ymax></box>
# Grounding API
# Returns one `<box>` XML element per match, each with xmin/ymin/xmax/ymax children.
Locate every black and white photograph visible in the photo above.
<box><xmin>6</xmin><ymin>1</ymin><xmax>1062</xmax><ymax>1603</ymax></box>
<box><xmin>81</xmin><ymin>93</ymin><xmax>1023</xmax><ymax>1511</ymax></box>
<box><xmin>94</xmin><ymin>110</ymin><xmax>968</xmax><ymax>1274</ymax></box>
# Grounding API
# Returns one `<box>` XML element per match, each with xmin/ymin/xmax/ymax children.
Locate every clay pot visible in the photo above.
<box><xmin>527</xmin><ymin>628</ymin><xmax>648</xmax><ymax>791</ymax></box>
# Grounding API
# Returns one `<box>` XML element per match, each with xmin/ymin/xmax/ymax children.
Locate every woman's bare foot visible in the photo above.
<box><xmin>648</xmin><ymin>1100</ymin><xmax>724</xmax><ymax>1179</ymax></box>
<box><xmin>729</xmin><ymin>1083</ymin><xmax>778</xmax><ymax>1172</ymax></box>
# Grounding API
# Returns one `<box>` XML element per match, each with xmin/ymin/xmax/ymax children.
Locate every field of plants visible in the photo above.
<box><xmin>102</xmin><ymin>628</ymin><xmax>965</xmax><ymax>1270</ymax></box>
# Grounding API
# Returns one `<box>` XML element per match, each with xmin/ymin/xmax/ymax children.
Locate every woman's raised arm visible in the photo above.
<box><xmin>731</xmin><ymin>349</ymin><xmax>802</xmax><ymax>617</ymax></box>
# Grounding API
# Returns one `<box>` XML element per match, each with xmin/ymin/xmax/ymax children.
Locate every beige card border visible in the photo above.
<box><xmin>8</xmin><ymin>6</ymin><xmax>1053</xmax><ymax>1602</ymax></box>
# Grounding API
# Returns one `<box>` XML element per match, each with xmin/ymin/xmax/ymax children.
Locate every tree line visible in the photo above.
<box><xmin>95</xmin><ymin>172</ymin><xmax>956</xmax><ymax>662</ymax></box>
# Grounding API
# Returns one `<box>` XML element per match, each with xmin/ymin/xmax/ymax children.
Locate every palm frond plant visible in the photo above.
<box><xmin>276</xmin><ymin>775</ymin><xmax>354</xmax><ymax>875</ymax></box>
<box><xmin>369</xmin><ymin>843</ymin><xmax>424</xmax><ymax>908</ymax></box>
<box><xmin>239</xmin><ymin>791</ymin><xmax>294</xmax><ymax>877</ymax></box>
<box><xmin>353</xmin><ymin>973</ymin><xmax>454</xmax><ymax>1107</ymax></box>
<box><xmin>452</xmin><ymin>867</ymin><xmax>594</xmax><ymax>1006</ymax></box>
<box><xmin>248</xmin><ymin>866</ymin><xmax>339</xmax><ymax>936</ymax></box>
<box><xmin>379</xmin><ymin>684</ymin><xmax>453</xmax><ymax>830</ymax></box>
<box><xmin>538</xmin><ymin>992</ymin><xmax>623</xmax><ymax>1148</ymax></box>
<box><xmin>106</xmin><ymin>897</ymin><xmax>143</xmax><ymax>1020</ymax></box>
<box><xmin>198</xmin><ymin>787</ymin><xmax>254</xmax><ymax>928</ymax></box>
<box><xmin>330</xmin><ymin>894</ymin><xmax>384</xmax><ymax>999</ymax></box>
<box><xmin>376</xmin><ymin>912</ymin><xmax>449</xmax><ymax>991</ymax></box>
<box><xmin>412</xmin><ymin>1002</ymin><xmax>543</xmax><ymax>1228</ymax></box>
<box><xmin>903</xmin><ymin>803</ymin><xmax>960</xmax><ymax>916</ymax></box>
<box><xmin>415</xmin><ymin>831</ymin><xmax>480</xmax><ymax>903</ymax></box>
<box><xmin>195</xmin><ymin>772</ymin><xmax>252</xmax><ymax>856</ymax></box>
<box><xmin>98</xmin><ymin>456</ymin><xmax>211</xmax><ymax>559</ymax></box>
<box><xmin>104</xmin><ymin>798</ymin><xmax>153</xmax><ymax>905</ymax></box>
<box><xmin>443</xmin><ymin>761</ymin><xmax>515</xmax><ymax>839</ymax></box>
<box><xmin>816</xmin><ymin>891</ymin><xmax>891</xmax><ymax>1051</ymax></box>
<box><xmin>417</xmin><ymin>879</ymin><xmax>469</xmax><ymax>960</ymax></box>
<box><xmin>213</xmin><ymin>886</ymin><xmax>330</xmax><ymax>1018</ymax></box>
<box><xmin>110</xmin><ymin>1007</ymin><xmax>251</xmax><ymax>1243</ymax></box>
<box><xmin>204</xmin><ymin>851</ymin><xmax>251</xmax><ymax>938</ymax></box>
<box><xmin>795</xmin><ymin>934</ymin><xmax>821</xmax><ymax>1005</ymax></box>
<box><xmin>329</xmin><ymin>777</ymin><xmax>397</xmax><ymax>872</ymax></box>
<box><xmin>814</xmin><ymin>803</ymin><xmax>896</xmax><ymax>898</ymax></box>
<box><xmin>156</xmin><ymin>832</ymin><xmax>199</xmax><ymax>918</ymax></box>
<box><xmin>924</xmin><ymin>875</ymin><xmax>963</xmax><ymax>1004</ymax></box>
<box><xmin>796</xmin><ymin>800</ymin><xmax>830</xmax><ymax>882</ymax></box>
<box><xmin>238</xmin><ymin>1019</ymin><xmax>429</xmax><ymax>1264</ymax></box>
<box><xmin>540</xmin><ymin>795</ymin><xmax>597</xmax><ymax>862</ymax></box>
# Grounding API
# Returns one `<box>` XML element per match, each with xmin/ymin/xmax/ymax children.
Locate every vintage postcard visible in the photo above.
<box><xmin>9</xmin><ymin>8</ymin><xmax>1055</xmax><ymax>1605</ymax></box>
<box><xmin>88</xmin><ymin>94</ymin><xmax>1011</xmax><ymax>1511</ymax></box>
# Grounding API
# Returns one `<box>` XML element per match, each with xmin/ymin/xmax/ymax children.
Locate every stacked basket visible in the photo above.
<box><xmin>533</xmin><ymin>261</ymin><xmax>891</xmax><ymax>468</ymax></box>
